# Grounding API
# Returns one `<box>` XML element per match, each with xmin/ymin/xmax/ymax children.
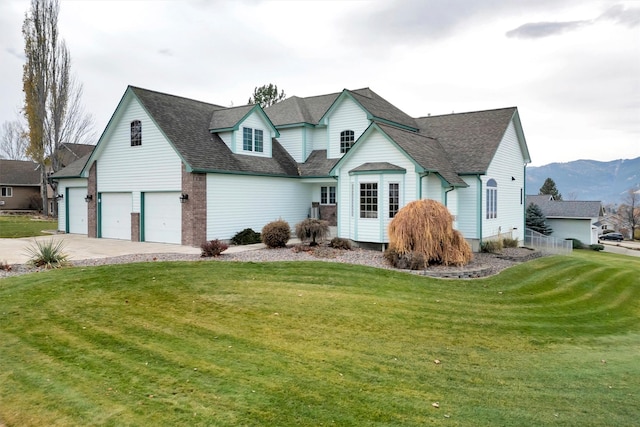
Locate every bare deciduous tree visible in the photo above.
<box><xmin>22</xmin><ymin>0</ymin><xmax>94</xmax><ymax>215</ymax></box>
<box><xmin>620</xmin><ymin>187</ymin><xmax>640</xmax><ymax>240</ymax></box>
<box><xmin>0</xmin><ymin>120</ymin><xmax>29</xmax><ymax>160</ymax></box>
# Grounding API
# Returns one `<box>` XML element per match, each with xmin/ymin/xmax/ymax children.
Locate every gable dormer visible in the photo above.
<box><xmin>210</xmin><ymin>104</ymin><xmax>279</xmax><ymax>158</ymax></box>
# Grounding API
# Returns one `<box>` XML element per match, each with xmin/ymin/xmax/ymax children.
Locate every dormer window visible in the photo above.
<box><xmin>242</xmin><ymin>127</ymin><xmax>264</xmax><ymax>153</ymax></box>
<box><xmin>340</xmin><ymin>130</ymin><xmax>354</xmax><ymax>153</ymax></box>
<box><xmin>131</xmin><ymin>120</ymin><xmax>142</xmax><ymax>146</ymax></box>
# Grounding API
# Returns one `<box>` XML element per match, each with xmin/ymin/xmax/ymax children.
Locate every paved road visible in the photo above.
<box><xmin>600</xmin><ymin>240</ymin><xmax>640</xmax><ymax>258</ymax></box>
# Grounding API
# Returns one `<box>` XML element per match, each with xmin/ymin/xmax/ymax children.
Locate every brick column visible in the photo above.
<box><xmin>87</xmin><ymin>162</ymin><xmax>98</xmax><ymax>238</ymax></box>
<box><xmin>181</xmin><ymin>165</ymin><xmax>207</xmax><ymax>246</ymax></box>
<box><xmin>131</xmin><ymin>213</ymin><xmax>140</xmax><ymax>242</ymax></box>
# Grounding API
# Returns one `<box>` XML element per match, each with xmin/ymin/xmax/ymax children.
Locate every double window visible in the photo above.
<box><xmin>1</xmin><ymin>187</ymin><xmax>12</xmax><ymax>197</ymax></box>
<box><xmin>360</xmin><ymin>182</ymin><xmax>378</xmax><ymax>218</ymax></box>
<box><xmin>130</xmin><ymin>120</ymin><xmax>142</xmax><ymax>146</ymax></box>
<box><xmin>340</xmin><ymin>130</ymin><xmax>354</xmax><ymax>153</ymax></box>
<box><xmin>321</xmin><ymin>186</ymin><xmax>336</xmax><ymax>205</ymax></box>
<box><xmin>486</xmin><ymin>179</ymin><xmax>497</xmax><ymax>219</ymax></box>
<box><xmin>243</xmin><ymin>127</ymin><xmax>264</xmax><ymax>152</ymax></box>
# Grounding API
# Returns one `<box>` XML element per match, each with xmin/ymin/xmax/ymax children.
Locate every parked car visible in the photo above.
<box><xmin>599</xmin><ymin>232</ymin><xmax>624</xmax><ymax>242</ymax></box>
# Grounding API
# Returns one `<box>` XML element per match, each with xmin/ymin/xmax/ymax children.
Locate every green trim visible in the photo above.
<box><xmin>275</xmin><ymin>122</ymin><xmax>315</xmax><ymax>130</ymax></box>
<box><xmin>210</xmin><ymin>105</ymin><xmax>281</xmax><ymax>138</ymax></box>
<box><xmin>476</xmin><ymin>175</ymin><xmax>482</xmax><ymax>243</ymax></box>
<box><xmin>140</xmin><ymin>193</ymin><xmax>145</xmax><ymax>242</ymax></box>
<box><xmin>231</xmin><ymin>131</ymin><xmax>236</xmax><ymax>152</ymax></box>
<box><xmin>370</xmin><ymin>116</ymin><xmax>418</xmax><ymax>132</ymax></box>
<box><xmin>97</xmin><ymin>192</ymin><xmax>102</xmax><ymax>238</ymax></box>
<box><xmin>64</xmin><ymin>187</ymin><xmax>70</xmax><ymax>233</ymax></box>
<box><xmin>302</xmin><ymin>127</ymin><xmax>307</xmax><ymax>160</ymax></box>
<box><xmin>349</xmin><ymin>169</ymin><xmax>406</xmax><ymax>176</ymax></box>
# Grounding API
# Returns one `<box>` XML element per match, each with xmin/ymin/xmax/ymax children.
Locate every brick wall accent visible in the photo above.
<box><xmin>131</xmin><ymin>212</ymin><xmax>140</xmax><ymax>242</ymax></box>
<box><xmin>87</xmin><ymin>162</ymin><xmax>97</xmax><ymax>238</ymax></box>
<box><xmin>319</xmin><ymin>204</ymin><xmax>337</xmax><ymax>226</ymax></box>
<box><xmin>181</xmin><ymin>165</ymin><xmax>207</xmax><ymax>246</ymax></box>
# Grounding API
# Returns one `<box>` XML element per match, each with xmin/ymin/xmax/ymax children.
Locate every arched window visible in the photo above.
<box><xmin>486</xmin><ymin>179</ymin><xmax>497</xmax><ymax>219</ymax></box>
<box><xmin>340</xmin><ymin>130</ymin><xmax>354</xmax><ymax>153</ymax></box>
<box><xmin>130</xmin><ymin>120</ymin><xmax>142</xmax><ymax>146</ymax></box>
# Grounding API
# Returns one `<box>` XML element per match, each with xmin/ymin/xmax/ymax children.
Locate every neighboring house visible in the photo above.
<box><xmin>46</xmin><ymin>143</ymin><xmax>95</xmax><ymax>214</ymax></box>
<box><xmin>51</xmin><ymin>86</ymin><xmax>531</xmax><ymax>249</ymax></box>
<box><xmin>0</xmin><ymin>159</ymin><xmax>41</xmax><ymax>211</ymax></box>
<box><xmin>526</xmin><ymin>195</ymin><xmax>604</xmax><ymax>244</ymax></box>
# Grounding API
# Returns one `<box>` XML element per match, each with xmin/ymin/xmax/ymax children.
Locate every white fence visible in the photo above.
<box><xmin>524</xmin><ymin>228</ymin><xmax>573</xmax><ymax>254</ymax></box>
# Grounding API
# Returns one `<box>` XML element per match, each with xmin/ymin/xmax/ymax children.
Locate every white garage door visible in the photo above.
<box><xmin>67</xmin><ymin>187</ymin><xmax>87</xmax><ymax>234</ymax></box>
<box><xmin>101</xmin><ymin>193</ymin><xmax>131</xmax><ymax>240</ymax></box>
<box><xmin>144</xmin><ymin>192</ymin><xmax>182</xmax><ymax>244</ymax></box>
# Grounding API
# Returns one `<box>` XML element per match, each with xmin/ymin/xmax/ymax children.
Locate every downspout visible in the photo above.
<box><xmin>419</xmin><ymin>171</ymin><xmax>429</xmax><ymax>199</ymax></box>
<box><xmin>444</xmin><ymin>186</ymin><xmax>454</xmax><ymax>207</ymax></box>
<box><xmin>477</xmin><ymin>174</ymin><xmax>483</xmax><ymax>247</ymax></box>
<box><xmin>523</xmin><ymin>162</ymin><xmax>527</xmax><ymax>240</ymax></box>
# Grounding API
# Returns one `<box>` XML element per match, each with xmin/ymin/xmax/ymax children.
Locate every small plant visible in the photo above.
<box><xmin>295</xmin><ymin>218</ymin><xmax>330</xmax><ymax>246</ymax></box>
<box><xmin>329</xmin><ymin>237</ymin><xmax>352</xmax><ymax>250</ymax></box>
<box><xmin>383</xmin><ymin>248</ymin><xmax>426</xmax><ymax>270</ymax></box>
<box><xmin>0</xmin><ymin>260</ymin><xmax>11</xmax><ymax>271</ymax></box>
<box><xmin>502</xmin><ymin>237</ymin><xmax>519</xmax><ymax>248</ymax></box>
<box><xmin>589</xmin><ymin>244</ymin><xmax>604</xmax><ymax>251</ymax></box>
<box><xmin>231</xmin><ymin>228</ymin><xmax>261</xmax><ymax>245</ymax></box>
<box><xmin>261</xmin><ymin>219</ymin><xmax>291</xmax><ymax>248</ymax></box>
<box><xmin>481</xmin><ymin>239</ymin><xmax>503</xmax><ymax>254</ymax></box>
<box><xmin>24</xmin><ymin>239</ymin><xmax>69</xmax><ymax>269</ymax></box>
<box><xmin>200</xmin><ymin>239</ymin><xmax>229</xmax><ymax>257</ymax></box>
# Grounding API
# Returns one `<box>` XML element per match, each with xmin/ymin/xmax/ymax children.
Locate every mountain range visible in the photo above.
<box><xmin>526</xmin><ymin>157</ymin><xmax>640</xmax><ymax>206</ymax></box>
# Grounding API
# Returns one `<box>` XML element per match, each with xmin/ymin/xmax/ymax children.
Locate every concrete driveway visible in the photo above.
<box><xmin>0</xmin><ymin>234</ymin><xmax>202</xmax><ymax>265</ymax></box>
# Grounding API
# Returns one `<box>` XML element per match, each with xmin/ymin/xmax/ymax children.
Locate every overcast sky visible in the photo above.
<box><xmin>1</xmin><ymin>0</ymin><xmax>639</xmax><ymax>166</ymax></box>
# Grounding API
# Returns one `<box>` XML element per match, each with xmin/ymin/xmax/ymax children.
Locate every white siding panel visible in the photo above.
<box><xmin>310</xmin><ymin>126</ymin><xmax>327</xmax><ymax>153</ymax></box>
<box><xmin>277</xmin><ymin>128</ymin><xmax>304</xmax><ymax>162</ymax></box>
<box><xmin>424</xmin><ymin>174</ymin><xmax>443</xmax><ymax>203</ymax></box>
<box><xmin>547</xmin><ymin>218</ymin><xmax>594</xmax><ymax>244</ymax></box>
<box><xmin>327</xmin><ymin>98</ymin><xmax>369</xmax><ymax>159</ymax></box>
<box><xmin>456</xmin><ymin>177</ymin><xmax>480</xmax><ymax>239</ymax></box>
<box><xmin>97</xmin><ymin>98</ymin><xmax>182</xmax><ymax>204</ymax></box>
<box><xmin>484</xmin><ymin>120</ymin><xmax>527</xmax><ymax>242</ymax></box>
<box><xmin>206</xmin><ymin>174</ymin><xmax>311</xmax><ymax>240</ymax></box>
<box><xmin>56</xmin><ymin>178</ymin><xmax>87</xmax><ymax>232</ymax></box>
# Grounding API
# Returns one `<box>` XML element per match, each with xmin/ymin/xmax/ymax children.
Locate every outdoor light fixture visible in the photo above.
<box><xmin>55</xmin><ymin>193</ymin><xmax>64</xmax><ymax>200</ymax></box>
<box><xmin>85</xmin><ymin>194</ymin><xmax>93</xmax><ymax>202</ymax></box>
<box><xmin>179</xmin><ymin>193</ymin><xmax>189</xmax><ymax>203</ymax></box>
<box><xmin>511</xmin><ymin>176</ymin><xmax>516</xmax><ymax>181</ymax></box>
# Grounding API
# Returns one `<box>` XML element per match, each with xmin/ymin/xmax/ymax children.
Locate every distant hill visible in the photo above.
<box><xmin>526</xmin><ymin>157</ymin><xmax>640</xmax><ymax>205</ymax></box>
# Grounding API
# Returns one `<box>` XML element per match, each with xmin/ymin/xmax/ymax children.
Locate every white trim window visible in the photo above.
<box><xmin>130</xmin><ymin>120</ymin><xmax>142</xmax><ymax>146</ymax></box>
<box><xmin>340</xmin><ymin>130</ymin><xmax>354</xmax><ymax>153</ymax></box>
<box><xmin>486</xmin><ymin>178</ymin><xmax>497</xmax><ymax>219</ymax></box>
<box><xmin>242</xmin><ymin>127</ymin><xmax>264</xmax><ymax>152</ymax></box>
<box><xmin>360</xmin><ymin>182</ymin><xmax>378</xmax><ymax>218</ymax></box>
<box><xmin>1</xmin><ymin>187</ymin><xmax>13</xmax><ymax>197</ymax></box>
<box><xmin>389</xmin><ymin>183</ymin><xmax>399</xmax><ymax>218</ymax></box>
<box><xmin>321</xmin><ymin>186</ymin><xmax>336</xmax><ymax>204</ymax></box>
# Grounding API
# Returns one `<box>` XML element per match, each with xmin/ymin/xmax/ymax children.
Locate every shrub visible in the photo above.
<box><xmin>261</xmin><ymin>219</ymin><xmax>291</xmax><ymax>248</ymax></box>
<box><xmin>567</xmin><ymin>238</ymin><xmax>584</xmax><ymax>249</ymax></box>
<box><xmin>295</xmin><ymin>218</ymin><xmax>330</xmax><ymax>246</ymax></box>
<box><xmin>502</xmin><ymin>237</ymin><xmax>519</xmax><ymax>248</ymax></box>
<box><xmin>383</xmin><ymin>248</ymin><xmax>426</xmax><ymax>270</ymax></box>
<box><xmin>387</xmin><ymin>199</ymin><xmax>472</xmax><ymax>268</ymax></box>
<box><xmin>24</xmin><ymin>239</ymin><xmax>69</xmax><ymax>269</ymax></box>
<box><xmin>481</xmin><ymin>239</ymin><xmax>503</xmax><ymax>254</ymax></box>
<box><xmin>0</xmin><ymin>260</ymin><xmax>11</xmax><ymax>271</ymax></box>
<box><xmin>589</xmin><ymin>244</ymin><xmax>604</xmax><ymax>251</ymax></box>
<box><xmin>200</xmin><ymin>239</ymin><xmax>228</xmax><ymax>257</ymax></box>
<box><xmin>329</xmin><ymin>237</ymin><xmax>352</xmax><ymax>250</ymax></box>
<box><xmin>231</xmin><ymin>228</ymin><xmax>261</xmax><ymax>245</ymax></box>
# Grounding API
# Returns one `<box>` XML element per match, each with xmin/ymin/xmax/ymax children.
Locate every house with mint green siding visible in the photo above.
<box><xmin>51</xmin><ymin>86</ymin><xmax>531</xmax><ymax>250</ymax></box>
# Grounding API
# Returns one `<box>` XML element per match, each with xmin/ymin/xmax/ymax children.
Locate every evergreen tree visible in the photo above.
<box><xmin>248</xmin><ymin>84</ymin><xmax>286</xmax><ymax>108</ymax></box>
<box><xmin>539</xmin><ymin>177</ymin><xmax>562</xmax><ymax>200</ymax></box>
<box><xmin>526</xmin><ymin>203</ymin><xmax>553</xmax><ymax>235</ymax></box>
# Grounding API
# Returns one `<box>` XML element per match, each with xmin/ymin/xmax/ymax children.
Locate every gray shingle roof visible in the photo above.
<box><xmin>265</xmin><ymin>93</ymin><xmax>339</xmax><ymax>126</ymax></box>
<box><xmin>415</xmin><ymin>107</ymin><xmax>518</xmax><ymax>174</ymax></box>
<box><xmin>526</xmin><ymin>195</ymin><xmax>603</xmax><ymax>218</ymax></box>
<box><xmin>50</xmin><ymin>153</ymin><xmax>92</xmax><ymax>179</ymax></box>
<box><xmin>348</xmin><ymin>88</ymin><xmax>417</xmax><ymax>130</ymax></box>
<box><xmin>54</xmin><ymin>143</ymin><xmax>95</xmax><ymax>168</ymax></box>
<box><xmin>298</xmin><ymin>150</ymin><xmax>339</xmax><ymax>177</ymax></box>
<box><xmin>0</xmin><ymin>160</ymin><xmax>41</xmax><ymax>186</ymax></box>
<box><xmin>209</xmin><ymin>105</ymin><xmax>254</xmax><ymax>130</ymax></box>
<box><xmin>349</xmin><ymin>162</ymin><xmax>406</xmax><ymax>173</ymax></box>
<box><xmin>131</xmin><ymin>86</ymin><xmax>298</xmax><ymax>176</ymax></box>
<box><xmin>376</xmin><ymin>123</ymin><xmax>467</xmax><ymax>187</ymax></box>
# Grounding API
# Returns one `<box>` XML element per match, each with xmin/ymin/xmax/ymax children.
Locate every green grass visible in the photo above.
<box><xmin>1</xmin><ymin>250</ymin><xmax>638</xmax><ymax>426</ymax></box>
<box><xmin>0</xmin><ymin>215</ymin><xmax>58</xmax><ymax>238</ymax></box>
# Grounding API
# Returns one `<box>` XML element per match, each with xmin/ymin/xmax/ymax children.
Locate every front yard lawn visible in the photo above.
<box><xmin>1</xmin><ymin>251</ymin><xmax>638</xmax><ymax>426</ymax></box>
<box><xmin>0</xmin><ymin>214</ymin><xmax>58</xmax><ymax>238</ymax></box>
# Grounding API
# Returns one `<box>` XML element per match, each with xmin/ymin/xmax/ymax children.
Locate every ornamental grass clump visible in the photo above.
<box><xmin>385</xmin><ymin>199</ymin><xmax>472</xmax><ymax>269</ymax></box>
<box><xmin>261</xmin><ymin>219</ymin><xmax>291</xmax><ymax>248</ymax></box>
<box><xmin>295</xmin><ymin>218</ymin><xmax>330</xmax><ymax>246</ymax></box>
<box><xmin>24</xmin><ymin>238</ymin><xmax>69</xmax><ymax>269</ymax></box>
